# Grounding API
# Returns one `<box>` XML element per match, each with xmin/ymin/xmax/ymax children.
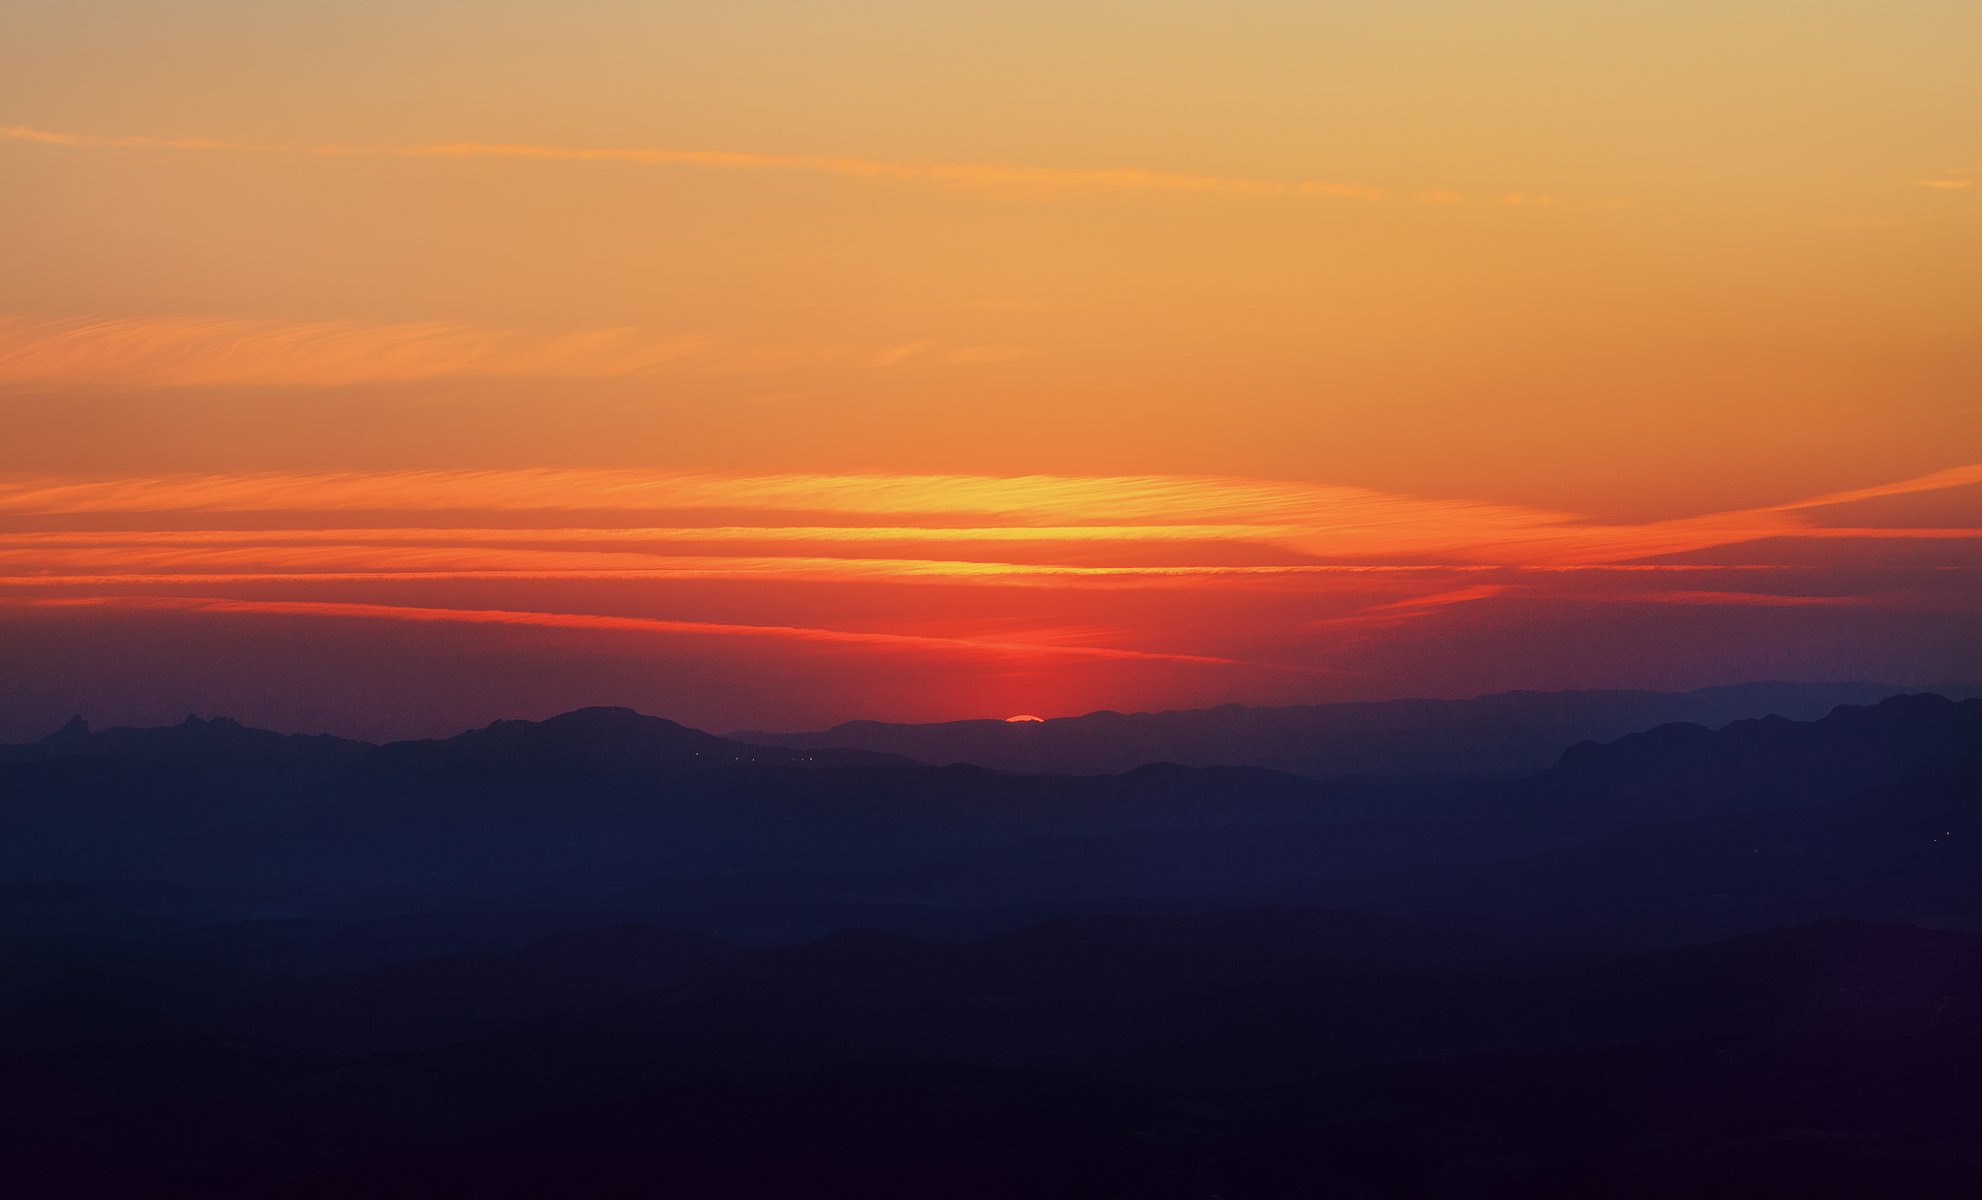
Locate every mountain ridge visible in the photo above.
<box><xmin>727</xmin><ymin>680</ymin><xmax>1943</xmax><ymax>779</ymax></box>
<box><xmin>7</xmin><ymin>681</ymin><xmax>1950</xmax><ymax>781</ymax></box>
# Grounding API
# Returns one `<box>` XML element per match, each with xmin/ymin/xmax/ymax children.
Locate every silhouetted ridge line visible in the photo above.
<box><xmin>728</xmin><ymin>681</ymin><xmax>1936</xmax><ymax>778</ymax></box>
<box><xmin>0</xmin><ymin>705</ymin><xmax>907</xmax><ymax>772</ymax></box>
<box><xmin>1</xmin><ymin>711</ymin><xmax>372</xmax><ymax>766</ymax></box>
<box><xmin>1547</xmin><ymin>693</ymin><xmax>1979</xmax><ymax>778</ymax></box>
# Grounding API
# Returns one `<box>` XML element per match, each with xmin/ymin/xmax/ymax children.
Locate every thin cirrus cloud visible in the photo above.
<box><xmin>1307</xmin><ymin>584</ymin><xmax>1513</xmax><ymax>633</ymax></box>
<box><xmin>0</xmin><ymin>464</ymin><xmax>1973</xmax><ymax>579</ymax></box>
<box><xmin>0</xmin><ymin>313</ymin><xmax>1028</xmax><ymax>391</ymax></box>
<box><xmin>1774</xmin><ymin>463</ymin><xmax>1982</xmax><ymax>512</ymax></box>
<box><xmin>1913</xmin><ymin>162</ymin><xmax>1975</xmax><ymax>189</ymax></box>
<box><xmin>0</xmin><ymin>313</ymin><xmax>709</xmax><ymax>390</ymax></box>
<box><xmin>2</xmin><ymin>123</ymin><xmax>1421</xmax><ymax>203</ymax></box>
<box><xmin>0</xmin><ymin>468</ymin><xmax>1562</xmax><ymax>528</ymax></box>
<box><xmin>1629</xmin><ymin>590</ymin><xmax>1867</xmax><ymax>608</ymax></box>
<box><xmin>5</xmin><ymin>594</ymin><xmax>1256</xmax><ymax>667</ymax></box>
<box><xmin>0</xmin><ymin>464</ymin><xmax>1972</xmax><ymax>674</ymax></box>
<box><xmin>0</xmin><ymin>467</ymin><xmax>1725</xmax><ymax>567</ymax></box>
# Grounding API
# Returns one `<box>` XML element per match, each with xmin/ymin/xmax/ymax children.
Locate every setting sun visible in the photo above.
<box><xmin>3</xmin><ymin>4</ymin><xmax>1978</xmax><ymax>1192</ymax></box>
<box><xmin>0</xmin><ymin>0</ymin><xmax>1973</xmax><ymax>742</ymax></box>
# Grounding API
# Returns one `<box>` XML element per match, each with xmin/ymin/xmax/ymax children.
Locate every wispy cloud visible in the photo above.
<box><xmin>0</xmin><ymin>465</ymin><xmax>1973</xmax><ymax>584</ymax></box>
<box><xmin>1</xmin><ymin>126</ymin><xmax>227</xmax><ymax>151</ymax></box>
<box><xmin>1626</xmin><ymin>590</ymin><xmax>1867</xmax><ymax>608</ymax></box>
<box><xmin>0</xmin><ymin>467</ymin><xmax>1655</xmax><ymax>566</ymax></box>
<box><xmin>0</xmin><ymin>467</ymin><xmax>1568</xmax><ymax>531</ymax></box>
<box><xmin>3</xmin><ymin>594</ymin><xmax>1255</xmax><ymax>667</ymax></box>
<box><xmin>0</xmin><ymin>314</ymin><xmax>706</xmax><ymax>389</ymax></box>
<box><xmin>1307</xmin><ymin>583</ymin><xmax>1511</xmax><ymax>632</ymax></box>
<box><xmin>0</xmin><ymin>123</ymin><xmax>1554</xmax><ymax>206</ymax></box>
<box><xmin>0</xmin><ymin>465</ymin><xmax>1970</xmax><ymax>672</ymax></box>
<box><xmin>0</xmin><ymin>313</ymin><xmax>1029</xmax><ymax>391</ymax></box>
<box><xmin>1773</xmin><ymin>463</ymin><xmax>1982</xmax><ymax>512</ymax></box>
<box><xmin>1913</xmin><ymin>162</ymin><xmax>1976</xmax><ymax>190</ymax></box>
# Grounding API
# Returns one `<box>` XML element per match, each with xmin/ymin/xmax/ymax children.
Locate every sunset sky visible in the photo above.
<box><xmin>2</xmin><ymin>1</ymin><xmax>1977</xmax><ymax>739</ymax></box>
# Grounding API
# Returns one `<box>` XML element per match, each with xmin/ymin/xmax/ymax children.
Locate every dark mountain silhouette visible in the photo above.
<box><xmin>0</xmin><ymin>694</ymin><xmax>1975</xmax><ymax>943</ymax></box>
<box><xmin>3</xmin><ymin>690</ymin><xmax>1981</xmax><ymax>1194</ymax></box>
<box><xmin>730</xmin><ymin>680</ymin><xmax>1921</xmax><ymax>778</ymax></box>
<box><xmin>371</xmin><ymin>705</ymin><xmax>910</xmax><ymax>772</ymax></box>
<box><xmin>0</xmin><ymin>710</ymin><xmax>1354</xmax><ymax>907</ymax></box>
<box><xmin>0</xmin><ymin>713</ymin><xmax>370</xmax><ymax>766</ymax></box>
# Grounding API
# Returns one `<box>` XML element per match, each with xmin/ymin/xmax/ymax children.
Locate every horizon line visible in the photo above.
<box><xmin>13</xmin><ymin>679</ymin><xmax>1964</xmax><ymax>748</ymax></box>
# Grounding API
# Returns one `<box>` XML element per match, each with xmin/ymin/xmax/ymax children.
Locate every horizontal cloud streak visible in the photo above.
<box><xmin>1</xmin><ymin>467</ymin><xmax>1974</xmax><ymax>569</ymax></box>
<box><xmin>1627</xmin><ymin>590</ymin><xmax>1867</xmax><ymax>608</ymax></box>
<box><xmin>0</xmin><ymin>124</ymin><xmax>1514</xmax><ymax>205</ymax></box>
<box><xmin>1775</xmin><ymin>464</ymin><xmax>1982</xmax><ymax>513</ymax></box>
<box><xmin>3</xmin><ymin>594</ymin><xmax>1254</xmax><ymax>666</ymax></box>
<box><xmin>0</xmin><ymin>313</ymin><xmax>1032</xmax><ymax>392</ymax></box>
<box><xmin>0</xmin><ymin>314</ymin><xmax>707</xmax><ymax>390</ymax></box>
<box><xmin>0</xmin><ymin>468</ymin><xmax>1579</xmax><ymax>532</ymax></box>
<box><xmin>0</xmin><ymin>465</ymin><xmax>1970</xmax><ymax>677</ymax></box>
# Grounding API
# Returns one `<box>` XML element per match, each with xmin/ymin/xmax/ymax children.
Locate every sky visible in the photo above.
<box><xmin>1</xmin><ymin>0</ymin><xmax>1977</xmax><ymax>739</ymax></box>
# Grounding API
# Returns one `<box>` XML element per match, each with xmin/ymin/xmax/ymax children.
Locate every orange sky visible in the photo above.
<box><xmin>1</xmin><ymin>1</ymin><xmax>1976</xmax><ymax>737</ymax></box>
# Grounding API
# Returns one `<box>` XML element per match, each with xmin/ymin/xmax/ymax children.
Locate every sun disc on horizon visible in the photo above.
<box><xmin>1004</xmin><ymin>714</ymin><xmax>1046</xmax><ymax>723</ymax></box>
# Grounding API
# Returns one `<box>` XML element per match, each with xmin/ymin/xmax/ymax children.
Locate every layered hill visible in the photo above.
<box><xmin>0</xmin><ymin>693</ymin><xmax>1975</xmax><ymax>944</ymax></box>
<box><xmin>729</xmin><ymin>680</ymin><xmax>1919</xmax><ymax>778</ymax></box>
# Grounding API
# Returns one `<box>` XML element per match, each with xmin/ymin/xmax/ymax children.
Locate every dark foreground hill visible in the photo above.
<box><xmin>2</xmin><ymin>693</ymin><xmax>1979</xmax><ymax>1195</ymax></box>
<box><xmin>0</xmin><ymin>694</ymin><xmax>1977</xmax><ymax>944</ymax></box>
<box><xmin>730</xmin><ymin>680</ymin><xmax>1917</xmax><ymax>778</ymax></box>
<box><xmin>2</xmin><ymin>913</ymin><xmax>1978</xmax><ymax>1197</ymax></box>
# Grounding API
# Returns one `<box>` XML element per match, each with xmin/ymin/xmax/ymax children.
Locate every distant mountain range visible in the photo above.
<box><xmin>4</xmin><ymin>687</ymin><xmax>1980</xmax><ymax>1195</ymax></box>
<box><xmin>729</xmin><ymin>681</ymin><xmax>1935</xmax><ymax>779</ymax></box>
<box><xmin>1</xmin><ymin>708</ymin><xmax>900</xmax><ymax>770</ymax></box>
<box><xmin>1</xmin><ymin>688</ymin><xmax>1976</xmax><ymax>946</ymax></box>
<box><xmin>8</xmin><ymin>681</ymin><xmax>1946</xmax><ymax>782</ymax></box>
